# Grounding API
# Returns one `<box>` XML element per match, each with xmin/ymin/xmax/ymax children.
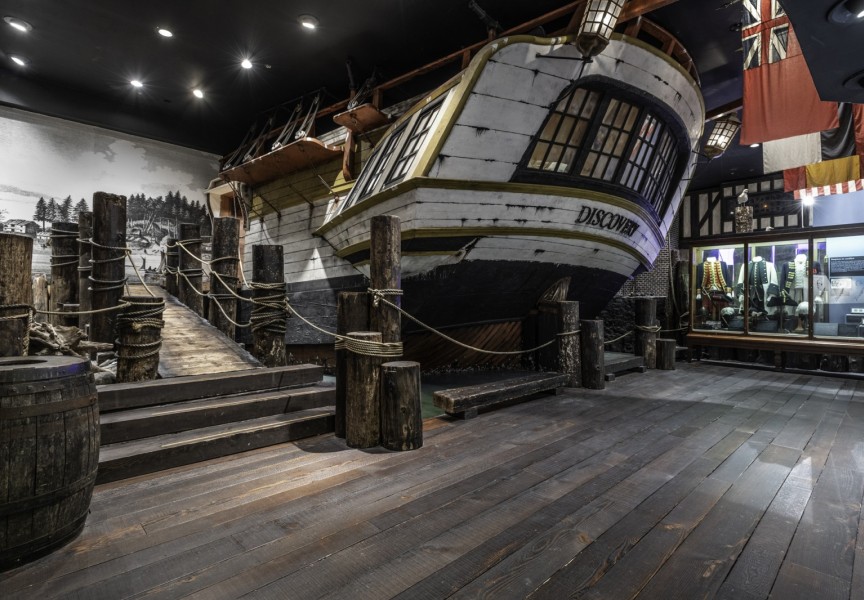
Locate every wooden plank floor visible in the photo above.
<box><xmin>127</xmin><ymin>284</ymin><xmax>261</xmax><ymax>378</ymax></box>
<box><xmin>3</xmin><ymin>363</ymin><xmax>864</xmax><ymax>599</ymax></box>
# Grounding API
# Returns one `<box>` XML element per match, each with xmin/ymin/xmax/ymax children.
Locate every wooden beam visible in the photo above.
<box><xmin>620</xmin><ymin>0</ymin><xmax>682</xmax><ymax>22</ymax></box>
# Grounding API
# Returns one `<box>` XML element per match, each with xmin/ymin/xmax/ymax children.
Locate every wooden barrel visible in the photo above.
<box><xmin>0</xmin><ymin>356</ymin><xmax>99</xmax><ymax>570</ymax></box>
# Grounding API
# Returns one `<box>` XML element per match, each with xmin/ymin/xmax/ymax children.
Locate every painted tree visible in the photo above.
<box><xmin>58</xmin><ymin>195</ymin><xmax>73</xmax><ymax>222</ymax></box>
<box><xmin>47</xmin><ymin>198</ymin><xmax>59</xmax><ymax>222</ymax></box>
<box><xmin>34</xmin><ymin>197</ymin><xmax>48</xmax><ymax>230</ymax></box>
<box><xmin>72</xmin><ymin>198</ymin><xmax>89</xmax><ymax>222</ymax></box>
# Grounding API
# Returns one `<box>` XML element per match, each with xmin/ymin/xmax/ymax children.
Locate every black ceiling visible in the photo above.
<box><xmin>0</xmin><ymin>1</ymin><xmax>768</xmax><ymax>188</ymax></box>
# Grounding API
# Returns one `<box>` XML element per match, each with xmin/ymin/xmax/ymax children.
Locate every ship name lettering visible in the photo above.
<box><xmin>575</xmin><ymin>206</ymin><xmax>639</xmax><ymax>238</ymax></box>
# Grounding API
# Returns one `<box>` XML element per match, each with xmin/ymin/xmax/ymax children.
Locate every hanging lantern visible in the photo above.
<box><xmin>703</xmin><ymin>113</ymin><xmax>741</xmax><ymax>159</ymax></box>
<box><xmin>575</xmin><ymin>0</ymin><xmax>627</xmax><ymax>60</ymax></box>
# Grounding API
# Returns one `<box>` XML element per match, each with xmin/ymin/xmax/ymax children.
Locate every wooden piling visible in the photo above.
<box><xmin>208</xmin><ymin>218</ymin><xmax>240</xmax><ymax>340</ymax></box>
<box><xmin>380</xmin><ymin>361</ymin><xmax>423</xmax><ymax>451</ymax></box>
<box><xmin>580</xmin><ymin>319</ymin><xmax>605</xmax><ymax>390</ymax></box>
<box><xmin>165</xmin><ymin>238</ymin><xmax>179</xmax><ymax>297</ymax></box>
<box><xmin>115</xmin><ymin>295</ymin><xmax>164</xmax><ymax>382</ymax></box>
<box><xmin>634</xmin><ymin>297</ymin><xmax>658</xmax><ymax>369</ymax></box>
<box><xmin>50</xmin><ymin>221</ymin><xmax>79</xmax><ymax>327</ymax></box>
<box><xmin>369</xmin><ymin>215</ymin><xmax>401</xmax><ymax>345</ymax></box>
<box><xmin>251</xmin><ymin>245</ymin><xmax>287</xmax><ymax>367</ymax></box>
<box><xmin>345</xmin><ymin>331</ymin><xmax>383</xmax><ymax>449</ymax></box>
<box><xmin>0</xmin><ymin>233</ymin><xmax>33</xmax><ymax>356</ymax></box>
<box><xmin>89</xmin><ymin>192</ymin><xmax>127</xmax><ymax>345</ymax></box>
<box><xmin>656</xmin><ymin>338</ymin><xmax>676</xmax><ymax>370</ymax></box>
<box><xmin>32</xmin><ymin>275</ymin><xmax>48</xmax><ymax>324</ymax></box>
<box><xmin>557</xmin><ymin>301</ymin><xmax>581</xmax><ymax>387</ymax></box>
<box><xmin>178</xmin><ymin>224</ymin><xmax>204</xmax><ymax>316</ymax></box>
<box><xmin>77</xmin><ymin>211</ymin><xmax>93</xmax><ymax>333</ymax></box>
<box><xmin>336</xmin><ymin>292</ymin><xmax>370</xmax><ymax>438</ymax></box>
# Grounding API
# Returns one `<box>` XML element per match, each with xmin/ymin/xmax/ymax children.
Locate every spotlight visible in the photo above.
<box><xmin>10</xmin><ymin>55</ymin><xmax>26</xmax><ymax>66</ymax></box>
<box><xmin>193</xmin><ymin>89</ymin><xmax>204</xmax><ymax>99</ymax></box>
<box><xmin>241</xmin><ymin>58</ymin><xmax>253</xmax><ymax>69</ymax></box>
<box><xmin>298</xmin><ymin>15</ymin><xmax>319</xmax><ymax>30</ymax></box>
<box><xmin>131</xmin><ymin>80</ymin><xmax>144</xmax><ymax>88</ymax></box>
<box><xmin>4</xmin><ymin>16</ymin><xmax>32</xmax><ymax>32</ymax></box>
<box><xmin>157</xmin><ymin>27</ymin><xmax>173</xmax><ymax>38</ymax></box>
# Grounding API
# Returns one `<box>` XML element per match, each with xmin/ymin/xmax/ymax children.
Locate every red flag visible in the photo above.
<box><xmin>740</xmin><ymin>0</ymin><xmax>838</xmax><ymax>145</ymax></box>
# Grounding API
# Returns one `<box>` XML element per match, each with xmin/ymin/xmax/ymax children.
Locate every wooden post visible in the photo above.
<box><xmin>656</xmin><ymin>338</ymin><xmax>676</xmax><ymax>370</ymax></box>
<box><xmin>208</xmin><ymin>218</ymin><xmax>240</xmax><ymax>340</ymax></box>
<box><xmin>178</xmin><ymin>223</ymin><xmax>204</xmax><ymax>316</ymax></box>
<box><xmin>115</xmin><ymin>295</ymin><xmax>165</xmax><ymax>382</ymax></box>
<box><xmin>50</xmin><ymin>221</ymin><xmax>79</xmax><ymax>327</ymax></box>
<box><xmin>336</xmin><ymin>292</ymin><xmax>370</xmax><ymax>438</ymax></box>
<box><xmin>32</xmin><ymin>275</ymin><xmax>49</xmax><ymax>324</ymax></box>
<box><xmin>89</xmin><ymin>192</ymin><xmax>127</xmax><ymax>345</ymax></box>
<box><xmin>580</xmin><ymin>319</ymin><xmax>605</xmax><ymax>390</ymax></box>
<box><xmin>380</xmin><ymin>361</ymin><xmax>423</xmax><ymax>451</ymax></box>
<box><xmin>369</xmin><ymin>215</ymin><xmax>401</xmax><ymax>345</ymax></box>
<box><xmin>251</xmin><ymin>245</ymin><xmax>287</xmax><ymax>367</ymax></box>
<box><xmin>0</xmin><ymin>233</ymin><xmax>33</xmax><ymax>356</ymax></box>
<box><xmin>557</xmin><ymin>301</ymin><xmax>581</xmax><ymax>387</ymax></box>
<box><xmin>77</xmin><ymin>211</ymin><xmax>93</xmax><ymax>334</ymax></box>
<box><xmin>165</xmin><ymin>238</ymin><xmax>179</xmax><ymax>297</ymax></box>
<box><xmin>634</xmin><ymin>297</ymin><xmax>658</xmax><ymax>369</ymax></box>
<box><xmin>345</xmin><ymin>331</ymin><xmax>383</xmax><ymax>449</ymax></box>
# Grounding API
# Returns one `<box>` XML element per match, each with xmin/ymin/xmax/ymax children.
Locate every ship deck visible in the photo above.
<box><xmin>3</xmin><ymin>363</ymin><xmax>864</xmax><ymax>599</ymax></box>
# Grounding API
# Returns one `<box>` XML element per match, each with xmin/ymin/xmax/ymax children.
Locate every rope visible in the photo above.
<box><xmin>604</xmin><ymin>330</ymin><xmax>633</xmax><ymax>345</ymax></box>
<box><xmin>250</xmin><ymin>282</ymin><xmax>288</xmax><ymax>335</ymax></box>
<box><xmin>334</xmin><ymin>337</ymin><xmax>404</xmax><ymax>358</ymax></box>
<box><xmin>50</xmin><ymin>227</ymin><xmax>80</xmax><ymax>268</ymax></box>
<box><xmin>0</xmin><ymin>304</ymin><xmax>33</xmax><ymax>355</ymax></box>
<box><xmin>35</xmin><ymin>301</ymin><xmax>132</xmax><ymax>316</ymax></box>
<box><xmin>370</xmin><ymin>292</ymin><xmax>577</xmax><ymax>356</ymax></box>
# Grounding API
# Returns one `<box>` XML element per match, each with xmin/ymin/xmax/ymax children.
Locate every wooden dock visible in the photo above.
<box><xmin>3</xmin><ymin>363</ymin><xmax>863</xmax><ymax>599</ymax></box>
<box><xmin>128</xmin><ymin>285</ymin><xmax>260</xmax><ymax>377</ymax></box>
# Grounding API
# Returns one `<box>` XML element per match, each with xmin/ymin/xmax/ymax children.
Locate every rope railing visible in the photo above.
<box><xmin>115</xmin><ymin>300</ymin><xmax>165</xmax><ymax>360</ymax></box>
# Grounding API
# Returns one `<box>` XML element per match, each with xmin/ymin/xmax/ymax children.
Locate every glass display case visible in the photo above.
<box><xmin>814</xmin><ymin>234</ymin><xmax>864</xmax><ymax>340</ymax></box>
<box><xmin>691</xmin><ymin>233</ymin><xmax>864</xmax><ymax>341</ymax></box>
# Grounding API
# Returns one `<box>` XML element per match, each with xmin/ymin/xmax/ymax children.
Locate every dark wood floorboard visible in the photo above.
<box><xmin>3</xmin><ymin>364</ymin><xmax>864</xmax><ymax>600</ymax></box>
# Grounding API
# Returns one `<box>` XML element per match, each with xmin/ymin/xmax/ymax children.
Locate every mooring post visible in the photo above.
<box><xmin>208</xmin><ymin>217</ymin><xmax>240</xmax><ymax>340</ymax></box>
<box><xmin>77</xmin><ymin>211</ymin><xmax>93</xmax><ymax>333</ymax></box>
<box><xmin>251</xmin><ymin>244</ymin><xmax>287</xmax><ymax>367</ymax></box>
<box><xmin>178</xmin><ymin>223</ymin><xmax>204</xmax><ymax>316</ymax></box>
<box><xmin>380</xmin><ymin>360</ymin><xmax>423</xmax><ymax>451</ymax></box>
<box><xmin>32</xmin><ymin>275</ymin><xmax>48</xmax><ymax>324</ymax></box>
<box><xmin>635</xmin><ymin>297</ymin><xmax>658</xmax><ymax>369</ymax></box>
<box><xmin>336</xmin><ymin>291</ymin><xmax>370</xmax><ymax>438</ymax></box>
<box><xmin>90</xmin><ymin>192</ymin><xmax>127</xmax><ymax>345</ymax></box>
<box><xmin>165</xmin><ymin>237</ymin><xmax>179</xmax><ymax>297</ymax></box>
<box><xmin>558</xmin><ymin>301</ymin><xmax>581</xmax><ymax>387</ymax></box>
<box><xmin>656</xmin><ymin>338</ymin><xmax>676</xmax><ymax>370</ymax></box>
<box><xmin>115</xmin><ymin>295</ymin><xmax>165</xmax><ymax>382</ymax></box>
<box><xmin>369</xmin><ymin>215</ymin><xmax>401</xmax><ymax>345</ymax></box>
<box><xmin>50</xmin><ymin>221</ymin><xmax>79</xmax><ymax>327</ymax></box>
<box><xmin>580</xmin><ymin>319</ymin><xmax>605</xmax><ymax>390</ymax></box>
<box><xmin>345</xmin><ymin>331</ymin><xmax>383</xmax><ymax>449</ymax></box>
<box><xmin>0</xmin><ymin>233</ymin><xmax>34</xmax><ymax>357</ymax></box>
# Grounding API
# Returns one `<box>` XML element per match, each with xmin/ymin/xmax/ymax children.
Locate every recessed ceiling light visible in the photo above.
<box><xmin>130</xmin><ymin>79</ymin><xmax>143</xmax><ymax>88</ymax></box>
<box><xmin>10</xmin><ymin>55</ymin><xmax>26</xmax><ymax>67</ymax></box>
<box><xmin>241</xmin><ymin>58</ymin><xmax>253</xmax><ymax>69</ymax></box>
<box><xmin>298</xmin><ymin>15</ymin><xmax>319</xmax><ymax>30</ymax></box>
<box><xmin>828</xmin><ymin>0</ymin><xmax>864</xmax><ymax>23</ymax></box>
<box><xmin>750</xmin><ymin>143</ymin><xmax>760</xmax><ymax>148</ymax></box>
<box><xmin>4</xmin><ymin>16</ymin><xmax>32</xmax><ymax>32</ymax></box>
<box><xmin>193</xmin><ymin>89</ymin><xmax>204</xmax><ymax>99</ymax></box>
<box><xmin>157</xmin><ymin>27</ymin><xmax>173</xmax><ymax>38</ymax></box>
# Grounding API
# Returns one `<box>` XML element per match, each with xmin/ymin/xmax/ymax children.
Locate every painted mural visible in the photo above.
<box><xmin>0</xmin><ymin>106</ymin><xmax>219</xmax><ymax>278</ymax></box>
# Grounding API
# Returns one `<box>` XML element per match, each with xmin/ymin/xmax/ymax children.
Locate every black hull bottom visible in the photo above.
<box><xmin>284</xmin><ymin>260</ymin><xmax>628</xmax><ymax>345</ymax></box>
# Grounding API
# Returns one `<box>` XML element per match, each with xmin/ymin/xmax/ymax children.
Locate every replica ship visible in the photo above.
<box><xmin>216</xmin><ymin>23</ymin><xmax>705</xmax><ymax>360</ymax></box>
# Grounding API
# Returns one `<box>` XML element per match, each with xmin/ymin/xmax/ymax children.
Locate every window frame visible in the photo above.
<box><xmin>385</xmin><ymin>99</ymin><xmax>444</xmax><ymax>187</ymax></box>
<box><xmin>514</xmin><ymin>80</ymin><xmax>689</xmax><ymax>220</ymax></box>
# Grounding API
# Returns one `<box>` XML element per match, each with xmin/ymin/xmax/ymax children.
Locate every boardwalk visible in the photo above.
<box><xmin>128</xmin><ymin>284</ymin><xmax>260</xmax><ymax>378</ymax></box>
<box><xmin>2</xmin><ymin>363</ymin><xmax>863</xmax><ymax>599</ymax></box>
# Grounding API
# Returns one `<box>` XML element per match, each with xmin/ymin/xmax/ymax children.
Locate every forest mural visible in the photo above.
<box><xmin>0</xmin><ymin>105</ymin><xmax>218</xmax><ymax>277</ymax></box>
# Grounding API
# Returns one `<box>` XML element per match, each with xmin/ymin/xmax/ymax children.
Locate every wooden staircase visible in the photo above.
<box><xmin>96</xmin><ymin>365</ymin><xmax>335</xmax><ymax>483</ymax></box>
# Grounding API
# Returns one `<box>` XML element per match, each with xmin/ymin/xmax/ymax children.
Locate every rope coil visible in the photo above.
<box><xmin>115</xmin><ymin>300</ymin><xmax>165</xmax><ymax>360</ymax></box>
<box><xmin>0</xmin><ymin>304</ymin><xmax>34</xmax><ymax>356</ymax></box>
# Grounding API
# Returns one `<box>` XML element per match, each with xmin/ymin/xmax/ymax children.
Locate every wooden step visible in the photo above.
<box><xmin>97</xmin><ymin>408</ymin><xmax>335</xmax><ymax>484</ymax></box>
<box><xmin>98</xmin><ymin>364</ymin><xmax>325</xmax><ymax>412</ymax></box>
<box><xmin>100</xmin><ymin>384</ymin><xmax>335</xmax><ymax>444</ymax></box>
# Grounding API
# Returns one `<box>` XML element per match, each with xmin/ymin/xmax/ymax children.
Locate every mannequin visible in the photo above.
<box><xmin>780</xmin><ymin>252</ymin><xmax>808</xmax><ymax>330</ymax></box>
<box><xmin>696</xmin><ymin>252</ymin><xmax>733</xmax><ymax>321</ymax></box>
<box><xmin>736</xmin><ymin>255</ymin><xmax>779</xmax><ymax>315</ymax></box>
